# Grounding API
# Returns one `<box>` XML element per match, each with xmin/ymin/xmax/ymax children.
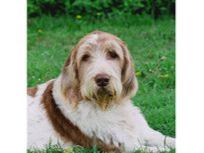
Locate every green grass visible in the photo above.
<box><xmin>27</xmin><ymin>15</ymin><xmax>175</xmax><ymax>153</ymax></box>
<box><xmin>28</xmin><ymin>144</ymin><xmax>176</xmax><ymax>153</ymax></box>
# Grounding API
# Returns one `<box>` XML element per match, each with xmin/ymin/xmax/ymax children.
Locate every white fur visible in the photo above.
<box><xmin>80</xmin><ymin>56</ymin><xmax>122</xmax><ymax>100</ymax></box>
<box><xmin>27</xmin><ymin>77</ymin><xmax>175</xmax><ymax>152</ymax></box>
<box><xmin>84</xmin><ymin>34</ymin><xmax>98</xmax><ymax>45</ymax></box>
<box><xmin>27</xmin><ymin>80</ymin><xmax>69</xmax><ymax>149</ymax></box>
<box><xmin>53</xmin><ymin>77</ymin><xmax>175</xmax><ymax>152</ymax></box>
<box><xmin>27</xmin><ymin>32</ymin><xmax>175</xmax><ymax>152</ymax></box>
<box><xmin>77</xmin><ymin>35</ymin><xmax>123</xmax><ymax>101</ymax></box>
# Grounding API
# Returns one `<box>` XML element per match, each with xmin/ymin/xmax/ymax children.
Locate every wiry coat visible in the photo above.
<box><xmin>27</xmin><ymin>31</ymin><xmax>175</xmax><ymax>152</ymax></box>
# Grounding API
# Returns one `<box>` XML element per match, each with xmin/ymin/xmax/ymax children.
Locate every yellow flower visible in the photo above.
<box><xmin>76</xmin><ymin>15</ymin><xmax>82</xmax><ymax>19</ymax></box>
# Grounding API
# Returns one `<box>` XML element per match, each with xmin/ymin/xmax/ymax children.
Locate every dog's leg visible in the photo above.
<box><xmin>137</xmin><ymin>145</ymin><xmax>172</xmax><ymax>153</ymax></box>
<box><xmin>132</xmin><ymin>108</ymin><xmax>175</xmax><ymax>151</ymax></box>
<box><xmin>142</xmin><ymin>128</ymin><xmax>175</xmax><ymax>150</ymax></box>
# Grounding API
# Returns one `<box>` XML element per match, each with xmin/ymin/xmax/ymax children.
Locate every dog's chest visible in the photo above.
<box><xmin>60</xmin><ymin>101</ymin><xmax>141</xmax><ymax>148</ymax></box>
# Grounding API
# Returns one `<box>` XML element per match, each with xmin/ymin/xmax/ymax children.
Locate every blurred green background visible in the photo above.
<box><xmin>27</xmin><ymin>0</ymin><xmax>175</xmax><ymax>153</ymax></box>
<box><xmin>28</xmin><ymin>0</ymin><xmax>175</xmax><ymax>19</ymax></box>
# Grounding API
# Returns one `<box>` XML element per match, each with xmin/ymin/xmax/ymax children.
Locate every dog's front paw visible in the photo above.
<box><xmin>139</xmin><ymin>146</ymin><xmax>172</xmax><ymax>153</ymax></box>
<box><xmin>165</xmin><ymin>137</ymin><xmax>175</xmax><ymax>149</ymax></box>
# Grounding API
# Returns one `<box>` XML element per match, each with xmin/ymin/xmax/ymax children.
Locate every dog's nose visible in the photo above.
<box><xmin>95</xmin><ymin>73</ymin><xmax>110</xmax><ymax>87</ymax></box>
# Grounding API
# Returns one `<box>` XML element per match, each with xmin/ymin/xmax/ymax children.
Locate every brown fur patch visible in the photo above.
<box><xmin>27</xmin><ymin>86</ymin><xmax>38</xmax><ymax>97</ymax></box>
<box><xmin>41</xmin><ymin>81</ymin><xmax>121</xmax><ymax>152</ymax></box>
<box><xmin>119</xmin><ymin>41</ymin><xmax>136</xmax><ymax>97</ymax></box>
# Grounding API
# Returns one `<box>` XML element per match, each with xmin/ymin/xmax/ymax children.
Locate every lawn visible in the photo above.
<box><xmin>27</xmin><ymin>15</ymin><xmax>175</xmax><ymax>153</ymax></box>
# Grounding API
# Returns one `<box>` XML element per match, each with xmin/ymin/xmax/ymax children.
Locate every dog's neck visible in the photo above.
<box><xmin>41</xmin><ymin>79</ymin><xmax>121</xmax><ymax>152</ymax></box>
<box><xmin>47</xmin><ymin>76</ymin><xmax>137</xmax><ymax>151</ymax></box>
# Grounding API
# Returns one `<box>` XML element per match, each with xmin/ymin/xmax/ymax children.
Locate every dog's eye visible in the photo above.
<box><xmin>107</xmin><ymin>51</ymin><xmax>119</xmax><ymax>59</ymax></box>
<box><xmin>81</xmin><ymin>54</ymin><xmax>90</xmax><ymax>62</ymax></box>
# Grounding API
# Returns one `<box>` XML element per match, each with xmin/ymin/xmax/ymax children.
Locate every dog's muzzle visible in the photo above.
<box><xmin>95</xmin><ymin>73</ymin><xmax>110</xmax><ymax>87</ymax></box>
<box><xmin>93</xmin><ymin>73</ymin><xmax>115</xmax><ymax>98</ymax></box>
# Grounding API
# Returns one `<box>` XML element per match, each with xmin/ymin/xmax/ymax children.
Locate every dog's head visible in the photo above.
<box><xmin>61</xmin><ymin>31</ymin><xmax>138</xmax><ymax>109</ymax></box>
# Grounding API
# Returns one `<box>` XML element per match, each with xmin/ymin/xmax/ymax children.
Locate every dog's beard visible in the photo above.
<box><xmin>94</xmin><ymin>86</ymin><xmax>117</xmax><ymax>110</ymax></box>
<box><xmin>95</xmin><ymin>86</ymin><xmax>115</xmax><ymax>99</ymax></box>
<box><xmin>81</xmin><ymin>78</ymin><xmax>122</xmax><ymax>110</ymax></box>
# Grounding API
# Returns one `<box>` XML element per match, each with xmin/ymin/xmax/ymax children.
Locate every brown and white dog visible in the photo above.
<box><xmin>27</xmin><ymin>31</ymin><xmax>175</xmax><ymax>152</ymax></box>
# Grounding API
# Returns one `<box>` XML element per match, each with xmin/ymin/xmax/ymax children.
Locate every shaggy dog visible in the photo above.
<box><xmin>27</xmin><ymin>31</ymin><xmax>175</xmax><ymax>152</ymax></box>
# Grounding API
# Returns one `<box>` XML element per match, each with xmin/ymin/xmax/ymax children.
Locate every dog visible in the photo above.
<box><xmin>27</xmin><ymin>31</ymin><xmax>175</xmax><ymax>152</ymax></box>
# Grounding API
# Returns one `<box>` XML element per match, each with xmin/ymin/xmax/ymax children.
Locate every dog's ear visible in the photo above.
<box><xmin>120</xmin><ymin>41</ymin><xmax>138</xmax><ymax>98</ymax></box>
<box><xmin>60</xmin><ymin>46</ymin><xmax>81</xmax><ymax>107</ymax></box>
